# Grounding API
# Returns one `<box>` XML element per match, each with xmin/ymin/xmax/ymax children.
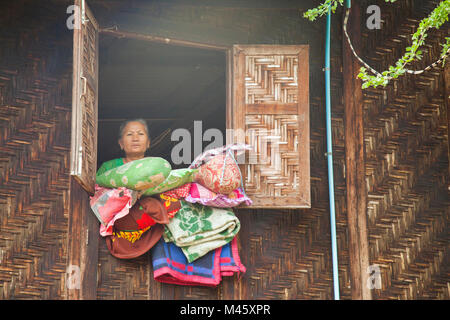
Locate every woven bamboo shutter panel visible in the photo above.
<box><xmin>230</xmin><ymin>45</ymin><xmax>310</xmax><ymax>208</ymax></box>
<box><xmin>70</xmin><ymin>0</ymin><xmax>99</xmax><ymax>195</ymax></box>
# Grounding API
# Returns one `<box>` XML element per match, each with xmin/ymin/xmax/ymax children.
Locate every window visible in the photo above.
<box><xmin>229</xmin><ymin>45</ymin><xmax>310</xmax><ymax>208</ymax></box>
<box><xmin>70</xmin><ymin>0</ymin><xmax>98</xmax><ymax>195</ymax></box>
<box><xmin>70</xmin><ymin>0</ymin><xmax>310</xmax><ymax>208</ymax></box>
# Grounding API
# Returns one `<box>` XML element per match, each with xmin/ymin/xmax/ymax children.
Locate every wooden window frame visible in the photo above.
<box><xmin>68</xmin><ymin>0</ymin><xmax>311</xmax><ymax>298</ymax></box>
<box><xmin>229</xmin><ymin>44</ymin><xmax>310</xmax><ymax>208</ymax></box>
<box><xmin>70</xmin><ymin>0</ymin><xmax>99</xmax><ymax>196</ymax></box>
<box><xmin>70</xmin><ymin>3</ymin><xmax>312</xmax><ymax>204</ymax></box>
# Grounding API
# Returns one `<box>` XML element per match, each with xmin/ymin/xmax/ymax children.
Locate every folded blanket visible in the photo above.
<box><xmin>151</xmin><ymin>237</ymin><xmax>245</xmax><ymax>286</ymax></box>
<box><xmin>163</xmin><ymin>200</ymin><xmax>240</xmax><ymax>263</ymax></box>
<box><xmin>159</xmin><ymin>183</ymin><xmax>191</xmax><ymax>218</ymax></box>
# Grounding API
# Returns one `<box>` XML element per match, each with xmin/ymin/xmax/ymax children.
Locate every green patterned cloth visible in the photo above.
<box><xmin>96</xmin><ymin>158</ymin><xmax>124</xmax><ymax>176</ymax></box>
<box><xmin>163</xmin><ymin>200</ymin><xmax>240</xmax><ymax>263</ymax></box>
<box><xmin>141</xmin><ymin>168</ymin><xmax>197</xmax><ymax>196</ymax></box>
<box><xmin>96</xmin><ymin>158</ymin><xmax>196</xmax><ymax>195</ymax></box>
<box><xmin>96</xmin><ymin>157</ymin><xmax>172</xmax><ymax>191</ymax></box>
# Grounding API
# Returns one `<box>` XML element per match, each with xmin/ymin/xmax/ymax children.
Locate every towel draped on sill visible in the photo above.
<box><xmin>163</xmin><ymin>200</ymin><xmax>240</xmax><ymax>263</ymax></box>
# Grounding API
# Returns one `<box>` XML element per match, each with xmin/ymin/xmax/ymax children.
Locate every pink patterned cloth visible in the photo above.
<box><xmin>160</xmin><ymin>183</ymin><xmax>192</xmax><ymax>199</ymax></box>
<box><xmin>190</xmin><ymin>143</ymin><xmax>252</xmax><ymax>195</ymax></box>
<box><xmin>89</xmin><ymin>184</ymin><xmax>138</xmax><ymax>237</ymax></box>
<box><xmin>194</xmin><ymin>154</ymin><xmax>241</xmax><ymax>195</ymax></box>
<box><xmin>189</xmin><ymin>143</ymin><xmax>252</xmax><ymax>169</ymax></box>
<box><xmin>185</xmin><ymin>182</ymin><xmax>252</xmax><ymax>208</ymax></box>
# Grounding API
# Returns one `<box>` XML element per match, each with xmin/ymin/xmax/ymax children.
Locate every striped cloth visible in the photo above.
<box><xmin>150</xmin><ymin>237</ymin><xmax>245</xmax><ymax>286</ymax></box>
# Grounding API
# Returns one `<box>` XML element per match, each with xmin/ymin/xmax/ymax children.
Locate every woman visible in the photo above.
<box><xmin>96</xmin><ymin>118</ymin><xmax>176</xmax><ymax>259</ymax></box>
<box><xmin>97</xmin><ymin>118</ymin><xmax>151</xmax><ymax>176</ymax></box>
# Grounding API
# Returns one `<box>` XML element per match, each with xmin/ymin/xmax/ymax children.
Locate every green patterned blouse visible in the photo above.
<box><xmin>96</xmin><ymin>158</ymin><xmax>124</xmax><ymax>177</ymax></box>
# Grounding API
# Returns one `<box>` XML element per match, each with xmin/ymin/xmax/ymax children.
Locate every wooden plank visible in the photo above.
<box><xmin>444</xmin><ymin>62</ymin><xmax>450</xmax><ymax>178</ymax></box>
<box><xmin>67</xmin><ymin>0</ymin><xmax>83</xmax><ymax>299</ymax></box>
<box><xmin>297</xmin><ymin>46</ymin><xmax>310</xmax><ymax>208</ymax></box>
<box><xmin>99</xmin><ymin>28</ymin><xmax>229</xmax><ymax>51</ymax></box>
<box><xmin>342</xmin><ymin>2</ymin><xmax>372</xmax><ymax>300</ymax></box>
<box><xmin>80</xmin><ymin>178</ymin><xmax>99</xmax><ymax>299</ymax></box>
<box><xmin>70</xmin><ymin>0</ymin><xmax>82</xmax><ymax>185</ymax></box>
<box><xmin>232</xmin><ymin>46</ymin><xmax>246</xmax><ymax>145</ymax></box>
<box><xmin>67</xmin><ymin>176</ymin><xmax>99</xmax><ymax>299</ymax></box>
<box><xmin>233</xmin><ymin>44</ymin><xmax>308</xmax><ymax>55</ymax></box>
<box><xmin>233</xmin><ymin>210</ymin><xmax>250</xmax><ymax>299</ymax></box>
<box><xmin>98</xmin><ymin>10</ymin><xmax>248</xmax><ymax>47</ymax></box>
<box><xmin>226</xmin><ymin>48</ymin><xmax>233</xmax><ymax>137</ymax></box>
<box><xmin>70</xmin><ymin>0</ymin><xmax>99</xmax><ymax>195</ymax></box>
<box><xmin>245</xmin><ymin>196</ymin><xmax>310</xmax><ymax>209</ymax></box>
<box><xmin>246</xmin><ymin>103</ymin><xmax>297</xmax><ymax>114</ymax></box>
<box><xmin>67</xmin><ymin>0</ymin><xmax>99</xmax><ymax>300</ymax></box>
<box><xmin>99</xmin><ymin>118</ymin><xmax>181</xmax><ymax>122</ymax></box>
<box><xmin>230</xmin><ymin>45</ymin><xmax>310</xmax><ymax>209</ymax></box>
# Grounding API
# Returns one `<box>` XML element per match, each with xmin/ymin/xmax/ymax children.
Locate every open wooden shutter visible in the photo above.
<box><xmin>229</xmin><ymin>45</ymin><xmax>310</xmax><ymax>208</ymax></box>
<box><xmin>70</xmin><ymin>0</ymin><xmax>98</xmax><ymax>195</ymax></box>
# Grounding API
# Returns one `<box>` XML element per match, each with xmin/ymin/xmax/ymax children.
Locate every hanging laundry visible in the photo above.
<box><xmin>163</xmin><ymin>200</ymin><xmax>240</xmax><ymax>263</ymax></box>
<box><xmin>151</xmin><ymin>237</ymin><xmax>246</xmax><ymax>287</ymax></box>
<box><xmin>91</xmin><ymin>143</ymin><xmax>253</xmax><ymax>269</ymax></box>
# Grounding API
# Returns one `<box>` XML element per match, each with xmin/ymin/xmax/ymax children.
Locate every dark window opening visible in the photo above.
<box><xmin>97</xmin><ymin>34</ymin><xmax>226</xmax><ymax>170</ymax></box>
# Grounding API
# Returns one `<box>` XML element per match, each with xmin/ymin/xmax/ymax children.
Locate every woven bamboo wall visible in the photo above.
<box><xmin>360</xmin><ymin>0</ymin><xmax>450</xmax><ymax>299</ymax></box>
<box><xmin>0</xmin><ymin>1</ymin><xmax>73</xmax><ymax>299</ymax></box>
<box><xmin>0</xmin><ymin>0</ymin><xmax>448</xmax><ymax>300</ymax></box>
<box><xmin>92</xmin><ymin>0</ymin><xmax>352</xmax><ymax>300</ymax></box>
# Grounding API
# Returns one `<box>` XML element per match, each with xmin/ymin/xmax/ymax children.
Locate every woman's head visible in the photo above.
<box><xmin>118</xmin><ymin>119</ymin><xmax>151</xmax><ymax>160</ymax></box>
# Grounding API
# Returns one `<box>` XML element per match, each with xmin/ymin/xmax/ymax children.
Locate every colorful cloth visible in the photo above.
<box><xmin>151</xmin><ymin>237</ymin><xmax>245</xmax><ymax>286</ymax></box>
<box><xmin>161</xmin><ymin>183</ymin><xmax>192</xmax><ymax>199</ymax></box>
<box><xmin>163</xmin><ymin>200</ymin><xmax>240</xmax><ymax>263</ymax></box>
<box><xmin>193</xmin><ymin>153</ymin><xmax>242</xmax><ymax>195</ymax></box>
<box><xmin>159</xmin><ymin>193</ymin><xmax>181</xmax><ymax>219</ymax></box>
<box><xmin>96</xmin><ymin>157</ymin><xmax>172</xmax><ymax>191</ymax></box>
<box><xmin>159</xmin><ymin>183</ymin><xmax>191</xmax><ymax>218</ymax></box>
<box><xmin>89</xmin><ymin>185</ymin><xmax>139</xmax><ymax>236</ymax></box>
<box><xmin>141</xmin><ymin>168</ymin><xmax>197</xmax><ymax>196</ymax></box>
<box><xmin>185</xmin><ymin>183</ymin><xmax>252</xmax><ymax>208</ymax></box>
<box><xmin>105</xmin><ymin>197</ymin><xmax>169</xmax><ymax>259</ymax></box>
<box><xmin>189</xmin><ymin>144</ymin><xmax>252</xmax><ymax>169</ymax></box>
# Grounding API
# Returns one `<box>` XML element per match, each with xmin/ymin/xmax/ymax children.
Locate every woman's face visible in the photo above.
<box><xmin>118</xmin><ymin>121</ymin><xmax>150</xmax><ymax>159</ymax></box>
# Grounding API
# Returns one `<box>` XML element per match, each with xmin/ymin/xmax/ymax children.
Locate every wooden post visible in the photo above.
<box><xmin>444</xmin><ymin>62</ymin><xmax>450</xmax><ymax>178</ymax></box>
<box><xmin>342</xmin><ymin>2</ymin><xmax>372</xmax><ymax>300</ymax></box>
<box><xmin>66</xmin><ymin>177</ymin><xmax>99</xmax><ymax>299</ymax></box>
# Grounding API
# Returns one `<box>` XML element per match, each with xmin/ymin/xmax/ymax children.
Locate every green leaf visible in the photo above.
<box><xmin>305</xmin><ymin>0</ymin><xmax>450</xmax><ymax>90</ymax></box>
